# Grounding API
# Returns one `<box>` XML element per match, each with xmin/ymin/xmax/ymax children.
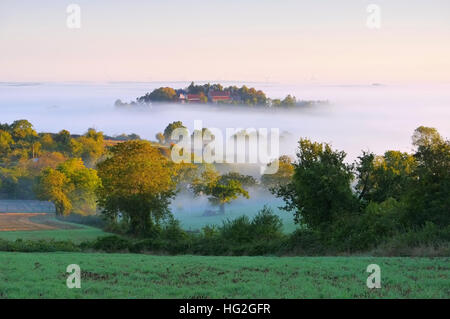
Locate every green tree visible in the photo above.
<box><xmin>355</xmin><ymin>150</ymin><xmax>416</xmax><ymax>203</ymax></box>
<box><xmin>54</xmin><ymin>130</ymin><xmax>73</xmax><ymax>155</ymax></box>
<box><xmin>96</xmin><ymin>140</ymin><xmax>177</xmax><ymax>236</ymax></box>
<box><xmin>406</xmin><ymin>127</ymin><xmax>449</xmax><ymax>227</ymax></box>
<box><xmin>191</xmin><ymin>167</ymin><xmax>250</xmax><ymax>214</ymax></box>
<box><xmin>275</xmin><ymin>138</ymin><xmax>358</xmax><ymax>231</ymax></box>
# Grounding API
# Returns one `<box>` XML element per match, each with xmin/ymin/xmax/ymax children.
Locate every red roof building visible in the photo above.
<box><xmin>187</xmin><ymin>94</ymin><xmax>201</xmax><ymax>102</ymax></box>
<box><xmin>208</xmin><ymin>91</ymin><xmax>231</xmax><ymax>103</ymax></box>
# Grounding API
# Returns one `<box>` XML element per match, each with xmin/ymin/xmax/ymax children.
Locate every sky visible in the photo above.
<box><xmin>0</xmin><ymin>0</ymin><xmax>449</xmax><ymax>84</ymax></box>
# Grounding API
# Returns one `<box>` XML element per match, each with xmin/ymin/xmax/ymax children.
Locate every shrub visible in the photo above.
<box><xmin>160</xmin><ymin>217</ymin><xmax>189</xmax><ymax>242</ymax></box>
<box><xmin>220</xmin><ymin>216</ymin><xmax>253</xmax><ymax>244</ymax></box>
<box><xmin>251</xmin><ymin>206</ymin><xmax>283</xmax><ymax>241</ymax></box>
<box><xmin>328</xmin><ymin>198</ymin><xmax>403</xmax><ymax>252</ymax></box>
<box><xmin>91</xmin><ymin>235</ymin><xmax>130</xmax><ymax>252</ymax></box>
<box><xmin>0</xmin><ymin>239</ymin><xmax>80</xmax><ymax>252</ymax></box>
<box><xmin>285</xmin><ymin>229</ymin><xmax>325</xmax><ymax>255</ymax></box>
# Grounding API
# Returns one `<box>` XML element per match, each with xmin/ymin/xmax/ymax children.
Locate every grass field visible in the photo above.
<box><xmin>0</xmin><ymin>226</ymin><xmax>109</xmax><ymax>243</ymax></box>
<box><xmin>0</xmin><ymin>253</ymin><xmax>448</xmax><ymax>298</ymax></box>
<box><xmin>172</xmin><ymin>199</ymin><xmax>298</xmax><ymax>233</ymax></box>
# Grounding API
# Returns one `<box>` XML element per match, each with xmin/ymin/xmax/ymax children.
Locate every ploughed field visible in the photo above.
<box><xmin>0</xmin><ymin>213</ymin><xmax>109</xmax><ymax>243</ymax></box>
<box><xmin>0</xmin><ymin>200</ymin><xmax>109</xmax><ymax>242</ymax></box>
<box><xmin>0</xmin><ymin>253</ymin><xmax>448</xmax><ymax>298</ymax></box>
<box><xmin>0</xmin><ymin>213</ymin><xmax>58</xmax><ymax>231</ymax></box>
<box><xmin>0</xmin><ymin>200</ymin><xmax>59</xmax><ymax>231</ymax></box>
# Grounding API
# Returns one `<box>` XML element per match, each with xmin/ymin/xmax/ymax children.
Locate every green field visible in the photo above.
<box><xmin>0</xmin><ymin>224</ymin><xmax>110</xmax><ymax>243</ymax></box>
<box><xmin>172</xmin><ymin>200</ymin><xmax>298</xmax><ymax>233</ymax></box>
<box><xmin>0</xmin><ymin>252</ymin><xmax>448</xmax><ymax>298</ymax></box>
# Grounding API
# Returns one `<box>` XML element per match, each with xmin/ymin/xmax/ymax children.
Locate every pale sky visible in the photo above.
<box><xmin>0</xmin><ymin>0</ymin><xmax>449</xmax><ymax>83</ymax></box>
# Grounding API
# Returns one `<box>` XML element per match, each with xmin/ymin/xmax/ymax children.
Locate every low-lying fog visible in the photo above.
<box><xmin>2</xmin><ymin>81</ymin><xmax>448</xmax><ymax>230</ymax></box>
<box><xmin>2</xmin><ymin>82</ymin><xmax>449</xmax><ymax>162</ymax></box>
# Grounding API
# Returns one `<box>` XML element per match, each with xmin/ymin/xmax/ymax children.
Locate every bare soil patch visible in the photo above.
<box><xmin>0</xmin><ymin>213</ymin><xmax>58</xmax><ymax>231</ymax></box>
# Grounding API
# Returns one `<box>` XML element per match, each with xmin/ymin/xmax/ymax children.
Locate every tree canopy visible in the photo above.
<box><xmin>96</xmin><ymin>140</ymin><xmax>178</xmax><ymax>236</ymax></box>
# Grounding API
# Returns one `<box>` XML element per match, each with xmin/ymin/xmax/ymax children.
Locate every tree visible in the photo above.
<box><xmin>0</xmin><ymin>130</ymin><xmax>14</xmax><ymax>158</ymax></box>
<box><xmin>406</xmin><ymin>127</ymin><xmax>449</xmax><ymax>227</ymax></box>
<box><xmin>191</xmin><ymin>167</ymin><xmax>250</xmax><ymax>215</ymax></box>
<box><xmin>75</xmin><ymin>128</ymin><xmax>105</xmax><ymax>167</ymax></box>
<box><xmin>36</xmin><ymin>158</ymin><xmax>100</xmax><ymax>215</ymax></box>
<box><xmin>36</xmin><ymin>168</ymin><xmax>72</xmax><ymax>215</ymax></box>
<box><xmin>355</xmin><ymin>150</ymin><xmax>416</xmax><ymax>203</ymax></box>
<box><xmin>275</xmin><ymin>138</ymin><xmax>358</xmax><ymax>231</ymax></box>
<box><xmin>281</xmin><ymin>95</ymin><xmax>296</xmax><ymax>106</ymax></box>
<box><xmin>40</xmin><ymin>133</ymin><xmax>55</xmax><ymax>151</ymax></box>
<box><xmin>412</xmin><ymin>126</ymin><xmax>442</xmax><ymax>149</ymax></box>
<box><xmin>139</xmin><ymin>87</ymin><xmax>178</xmax><ymax>103</ymax></box>
<box><xmin>10</xmin><ymin>120</ymin><xmax>37</xmax><ymax>141</ymax></box>
<box><xmin>96</xmin><ymin>140</ymin><xmax>177</xmax><ymax>236</ymax></box>
<box><xmin>261</xmin><ymin>155</ymin><xmax>294</xmax><ymax>189</ymax></box>
<box><xmin>163</xmin><ymin>121</ymin><xmax>187</xmax><ymax>145</ymax></box>
<box><xmin>54</xmin><ymin>130</ymin><xmax>73</xmax><ymax>155</ymax></box>
<box><xmin>25</xmin><ymin>151</ymin><xmax>67</xmax><ymax>174</ymax></box>
<box><xmin>155</xmin><ymin>132</ymin><xmax>165</xmax><ymax>144</ymax></box>
<box><xmin>220</xmin><ymin>172</ymin><xmax>257</xmax><ymax>188</ymax></box>
<box><xmin>187</xmin><ymin>82</ymin><xmax>207</xmax><ymax>94</ymax></box>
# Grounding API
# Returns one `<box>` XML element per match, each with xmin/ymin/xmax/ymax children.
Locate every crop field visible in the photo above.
<box><xmin>0</xmin><ymin>200</ymin><xmax>110</xmax><ymax>242</ymax></box>
<box><xmin>0</xmin><ymin>213</ymin><xmax>57</xmax><ymax>232</ymax></box>
<box><xmin>0</xmin><ymin>213</ymin><xmax>110</xmax><ymax>243</ymax></box>
<box><xmin>0</xmin><ymin>253</ymin><xmax>448</xmax><ymax>299</ymax></box>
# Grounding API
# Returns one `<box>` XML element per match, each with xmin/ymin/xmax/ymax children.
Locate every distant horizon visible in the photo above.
<box><xmin>1</xmin><ymin>80</ymin><xmax>450</xmax><ymax>86</ymax></box>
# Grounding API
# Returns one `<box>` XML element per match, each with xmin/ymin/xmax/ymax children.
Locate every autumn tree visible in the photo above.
<box><xmin>0</xmin><ymin>130</ymin><xmax>14</xmax><ymax>158</ymax></box>
<box><xmin>36</xmin><ymin>158</ymin><xmax>100</xmax><ymax>215</ymax></box>
<box><xmin>96</xmin><ymin>140</ymin><xmax>178</xmax><ymax>236</ymax></box>
<box><xmin>36</xmin><ymin>168</ymin><xmax>72</xmax><ymax>215</ymax></box>
<box><xmin>75</xmin><ymin>128</ymin><xmax>105</xmax><ymax>167</ymax></box>
<box><xmin>163</xmin><ymin>121</ymin><xmax>187</xmax><ymax>145</ymax></box>
<box><xmin>139</xmin><ymin>87</ymin><xmax>177</xmax><ymax>103</ymax></box>
<box><xmin>261</xmin><ymin>155</ymin><xmax>294</xmax><ymax>189</ymax></box>
<box><xmin>25</xmin><ymin>151</ymin><xmax>67</xmax><ymax>175</ymax></box>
